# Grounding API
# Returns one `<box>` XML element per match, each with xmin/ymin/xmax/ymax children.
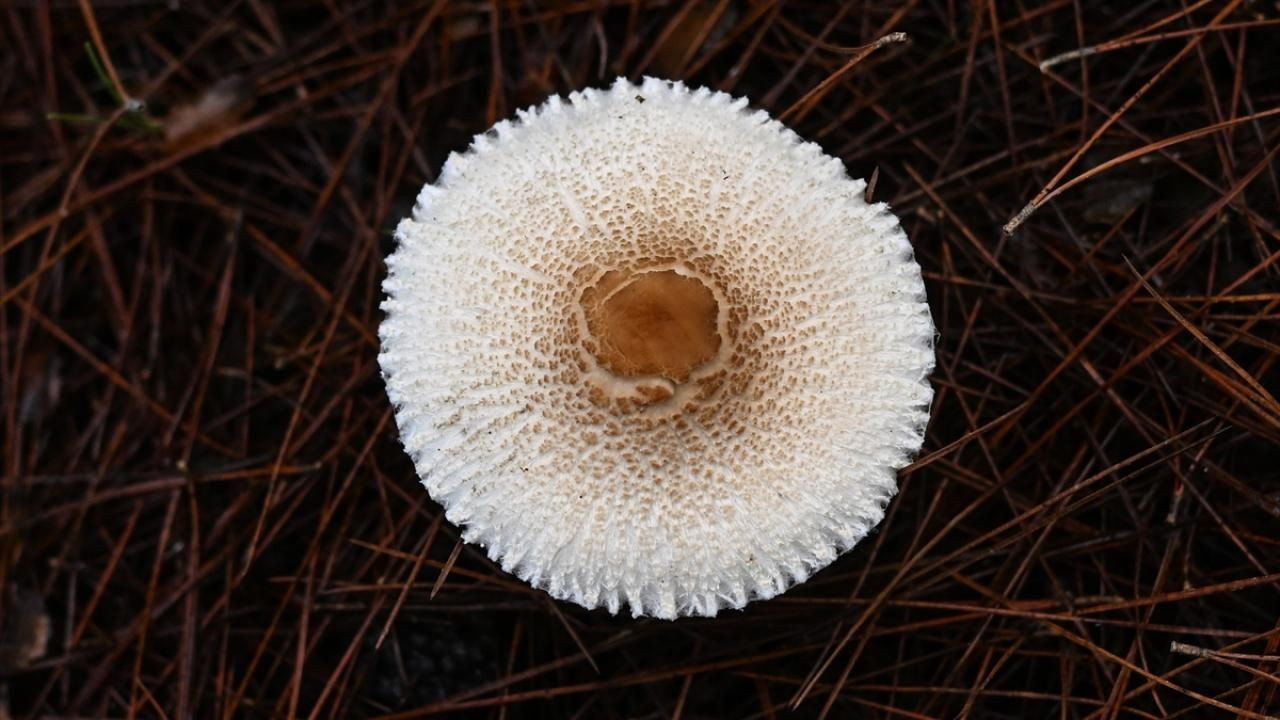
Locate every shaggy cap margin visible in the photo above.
<box><xmin>379</xmin><ymin>77</ymin><xmax>935</xmax><ymax>619</ymax></box>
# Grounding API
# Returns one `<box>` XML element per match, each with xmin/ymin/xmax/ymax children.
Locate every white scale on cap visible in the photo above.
<box><xmin>380</xmin><ymin>77</ymin><xmax>935</xmax><ymax>619</ymax></box>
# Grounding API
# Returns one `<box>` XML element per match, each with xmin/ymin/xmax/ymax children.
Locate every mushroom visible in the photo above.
<box><xmin>380</xmin><ymin>77</ymin><xmax>934</xmax><ymax>619</ymax></box>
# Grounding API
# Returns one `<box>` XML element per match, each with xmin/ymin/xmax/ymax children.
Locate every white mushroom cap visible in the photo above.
<box><xmin>380</xmin><ymin>77</ymin><xmax>934</xmax><ymax>619</ymax></box>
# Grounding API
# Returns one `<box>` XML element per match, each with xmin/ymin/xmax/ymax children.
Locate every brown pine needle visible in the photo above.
<box><xmin>1004</xmin><ymin>105</ymin><xmax>1280</xmax><ymax>234</ymax></box>
<box><xmin>1125</xmin><ymin>258</ymin><xmax>1280</xmax><ymax>426</ymax></box>
<box><xmin>779</xmin><ymin>32</ymin><xmax>909</xmax><ymax>124</ymax></box>
<box><xmin>7</xmin><ymin>3</ymin><xmax>1279</xmax><ymax>718</ymax></box>
<box><xmin>1040</xmin><ymin>19</ymin><xmax>1280</xmax><ymax>71</ymax></box>
<box><xmin>77</xmin><ymin>0</ymin><xmax>129</xmax><ymax>105</ymax></box>
<box><xmin>1002</xmin><ymin>0</ymin><xmax>1247</xmax><ymax>236</ymax></box>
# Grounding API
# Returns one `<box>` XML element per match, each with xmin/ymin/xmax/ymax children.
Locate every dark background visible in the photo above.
<box><xmin>2</xmin><ymin>1</ymin><xmax>1279</xmax><ymax>718</ymax></box>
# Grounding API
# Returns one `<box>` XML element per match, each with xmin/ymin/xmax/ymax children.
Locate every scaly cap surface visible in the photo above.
<box><xmin>380</xmin><ymin>77</ymin><xmax>934</xmax><ymax>618</ymax></box>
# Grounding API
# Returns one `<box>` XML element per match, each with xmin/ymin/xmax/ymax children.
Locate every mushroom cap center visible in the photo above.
<box><xmin>582</xmin><ymin>269</ymin><xmax>721</xmax><ymax>382</ymax></box>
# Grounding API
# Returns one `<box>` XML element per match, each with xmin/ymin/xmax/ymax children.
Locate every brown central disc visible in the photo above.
<box><xmin>582</xmin><ymin>269</ymin><xmax>721</xmax><ymax>381</ymax></box>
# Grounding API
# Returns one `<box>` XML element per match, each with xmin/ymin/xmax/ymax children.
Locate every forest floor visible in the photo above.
<box><xmin>2</xmin><ymin>1</ymin><xmax>1279</xmax><ymax>718</ymax></box>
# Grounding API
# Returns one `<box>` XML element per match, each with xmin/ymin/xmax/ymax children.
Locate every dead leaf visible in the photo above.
<box><xmin>0</xmin><ymin>587</ymin><xmax>50</xmax><ymax>672</ymax></box>
<box><xmin>163</xmin><ymin>75</ymin><xmax>255</xmax><ymax>152</ymax></box>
